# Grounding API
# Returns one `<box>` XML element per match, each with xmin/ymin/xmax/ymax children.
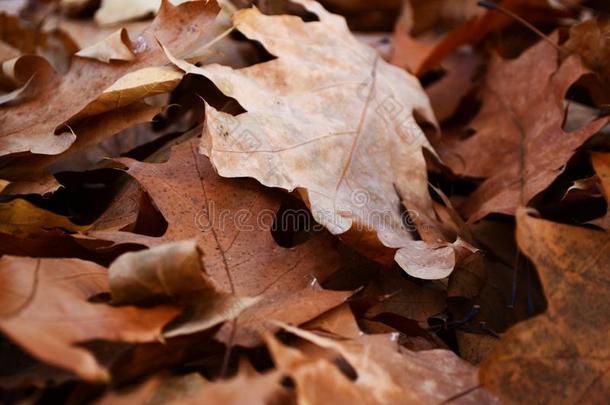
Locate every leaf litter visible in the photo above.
<box><xmin>0</xmin><ymin>0</ymin><xmax>608</xmax><ymax>403</ymax></box>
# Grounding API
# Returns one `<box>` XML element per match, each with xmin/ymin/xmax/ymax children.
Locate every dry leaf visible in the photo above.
<box><xmin>437</xmin><ymin>36</ymin><xmax>609</xmax><ymax>222</ymax></box>
<box><xmin>405</xmin><ymin>0</ymin><xmax>559</xmax><ymax>76</ymax></box>
<box><xmin>96</xmin><ymin>369</ymin><xmax>286</xmax><ymax>405</ymax></box>
<box><xmin>0</xmin><ymin>256</ymin><xmax>178</xmax><ymax>381</ymax></box>
<box><xmin>396</xmin><ymin>0</ymin><xmax>483</xmax><ymax>36</ymax></box>
<box><xmin>108</xmin><ymin>240</ymin><xmax>258</xmax><ymax>337</ymax></box>
<box><xmin>52</xmin><ymin>18</ymin><xmax>149</xmax><ymax>51</ymax></box>
<box><xmin>95</xmin><ymin>0</ymin><xmax>192</xmax><ymax>26</ymax></box>
<box><xmin>364</xmin><ymin>267</ymin><xmax>445</xmax><ymax>328</ymax></box>
<box><xmin>1</xmin><ymin>55</ymin><xmax>54</xmax><ymax>89</ymax></box>
<box><xmin>88</xmin><ymin>138</ymin><xmax>353</xmax><ymax>346</ymax></box>
<box><xmin>268</xmin><ymin>323</ymin><xmax>497</xmax><ymax>404</ymax></box>
<box><xmin>480</xmin><ymin>209</ymin><xmax>610</xmax><ymax>403</ymax></box>
<box><xmin>425</xmin><ymin>51</ymin><xmax>481</xmax><ymax>122</ymax></box>
<box><xmin>0</xmin><ymin>0</ymin><xmax>219</xmax><ymax>157</ymax></box>
<box><xmin>0</xmin><ymin>102</ymin><xmax>162</xmax><ymax>181</ymax></box>
<box><xmin>0</xmin><ymin>198</ymin><xmax>87</xmax><ymax>237</ymax></box>
<box><xmin>76</xmin><ymin>28</ymin><xmax>135</xmax><ymax>63</ymax></box>
<box><xmin>0</xmin><ymin>54</ymin><xmax>54</xmax><ymax>105</ymax></box>
<box><xmin>164</xmin><ymin>0</ymin><xmax>461</xmax><ymax>279</ymax></box>
<box><xmin>565</xmin><ymin>16</ymin><xmax>610</xmax><ymax>75</ymax></box>
<box><xmin>591</xmin><ymin>153</ymin><xmax>610</xmax><ymax>229</ymax></box>
<box><xmin>2</xmin><ymin>0</ymin><xmax>608</xmax><ymax>400</ymax></box>
<box><xmin>304</xmin><ymin>303</ymin><xmax>363</xmax><ymax>339</ymax></box>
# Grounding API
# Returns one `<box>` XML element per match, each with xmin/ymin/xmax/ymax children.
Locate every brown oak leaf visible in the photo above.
<box><xmin>267</xmin><ymin>323</ymin><xmax>497</xmax><ymax>404</ymax></box>
<box><xmin>0</xmin><ymin>256</ymin><xmax>178</xmax><ymax>381</ymax></box>
<box><xmin>165</xmin><ymin>0</ymin><xmax>462</xmax><ymax>279</ymax></box>
<box><xmin>88</xmin><ymin>138</ymin><xmax>353</xmax><ymax>346</ymax></box>
<box><xmin>0</xmin><ymin>0</ymin><xmax>218</xmax><ymax>157</ymax></box>
<box><xmin>480</xmin><ymin>208</ymin><xmax>610</xmax><ymax>404</ymax></box>
<box><xmin>437</xmin><ymin>36</ymin><xmax>608</xmax><ymax>222</ymax></box>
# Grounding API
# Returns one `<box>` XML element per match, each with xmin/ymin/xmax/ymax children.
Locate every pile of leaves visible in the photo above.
<box><xmin>1</xmin><ymin>0</ymin><xmax>608</xmax><ymax>403</ymax></box>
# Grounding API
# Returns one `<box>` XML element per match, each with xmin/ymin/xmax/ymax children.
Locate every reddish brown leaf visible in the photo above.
<box><xmin>437</xmin><ymin>37</ymin><xmax>608</xmax><ymax>222</ymax></box>
<box><xmin>268</xmin><ymin>323</ymin><xmax>497</xmax><ymax>404</ymax></box>
<box><xmin>0</xmin><ymin>0</ymin><xmax>218</xmax><ymax>157</ymax></box>
<box><xmin>88</xmin><ymin>138</ymin><xmax>353</xmax><ymax>346</ymax></box>
<box><xmin>480</xmin><ymin>209</ymin><xmax>610</xmax><ymax>403</ymax></box>
<box><xmin>0</xmin><ymin>256</ymin><xmax>178</xmax><ymax>381</ymax></box>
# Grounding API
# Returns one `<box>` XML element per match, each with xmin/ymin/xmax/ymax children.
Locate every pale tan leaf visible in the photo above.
<box><xmin>76</xmin><ymin>28</ymin><xmax>135</xmax><ymax>63</ymax></box>
<box><xmin>78</xmin><ymin>66</ymin><xmax>182</xmax><ymax>117</ymax></box>
<box><xmin>164</xmin><ymin>0</ymin><xmax>458</xmax><ymax>279</ymax></box>
<box><xmin>95</xmin><ymin>0</ymin><xmax>192</xmax><ymax>26</ymax></box>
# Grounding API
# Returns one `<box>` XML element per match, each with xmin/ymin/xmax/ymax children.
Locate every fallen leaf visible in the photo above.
<box><xmin>480</xmin><ymin>209</ymin><xmax>610</xmax><ymax>403</ymax></box>
<box><xmin>391</xmin><ymin>31</ymin><xmax>437</xmax><ymax>74</ymax></box>
<box><xmin>408</xmin><ymin>0</ymin><xmax>560</xmax><ymax>76</ymax></box>
<box><xmin>565</xmin><ymin>16</ymin><xmax>610</xmax><ymax>75</ymax></box>
<box><xmin>96</xmin><ymin>369</ymin><xmax>286</xmax><ymax>405</ymax></box>
<box><xmin>0</xmin><ymin>12</ymin><xmax>76</xmax><ymax>73</ymax></box>
<box><xmin>0</xmin><ymin>13</ymin><xmax>48</xmax><ymax>56</ymax></box>
<box><xmin>95</xmin><ymin>0</ymin><xmax>192</xmax><ymax>26</ymax></box>
<box><xmin>75</xmin><ymin>28</ymin><xmax>135</xmax><ymax>63</ymax></box>
<box><xmin>0</xmin><ymin>198</ymin><xmax>87</xmax><ymax>237</ymax></box>
<box><xmin>0</xmin><ymin>0</ymin><xmax>219</xmax><ymax>157</ymax></box>
<box><xmin>0</xmin><ymin>55</ymin><xmax>55</xmax><ymax>105</ymax></box>
<box><xmin>0</xmin><ymin>82</ymin><xmax>29</xmax><ymax>105</ymax></box>
<box><xmin>0</xmin><ymin>102</ymin><xmax>162</xmax><ymax>181</ymax></box>
<box><xmin>51</xmin><ymin>18</ymin><xmax>149</xmax><ymax>51</ymax></box>
<box><xmin>437</xmin><ymin>36</ymin><xmax>608</xmax><ymax>222</ymax></box>
<box><xmin>303</xmin><ymin>303</ymin><xmax>363</xmax><ymax>339</ymax></box>
<box><xmin>0</xmin><ymin>40</ymin><xmax>19</xmax><ymax>61</ymax></box>
<box><xmin>0</xmin><ymin>55</ymin><xmax>54</xmax><ymax>89</ymax></box>
<box><xmin>425</xmin><ymin>50</ymin><xmax>481</xmax><ymax>122</ymax></box>
<box><xmin>0</xmin><ymin>256</ymin><xmax>178</xmax><ymax>381</ymax></box>
<box><xmin>77</xmin><ymin>66</ymin><xmax>183</xmax><ymax>118</ymax></box>
<box><xmin>165</xmin><ymin>0</ymin><xmax>461</xmax><ymax>279</ymax></box>
<box><xmin>591</xmin><ymin>153</ymin><xmax>610</xmax><ymax>229</ymax></box>
<box><xmin>402</xmin><ymin>0</ymin><xmax>484</xmax><ymax>35</ymax></box>
<box><xmin>364</xmin><ymin>267</ymin><xmax>445</xmax><ymax>328</ymax></box>
<box><xmin>2</xmin><ymin>0</ymin><xmax>607</xmax><ymax>400</ymax></box>
<box><xmin>268</xmin><ymin>323</ymin><xmax>497</xmax><ymax>404</ymax></box>
<box><xmin>108</xmin><ymin>240</ymin><xmax>257</xmax><ymax>337</ymax></box>
<box><xmin>88</xmin><ymin>138</ymin><xmax>353</xmax><ymax>346</ymax></box>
